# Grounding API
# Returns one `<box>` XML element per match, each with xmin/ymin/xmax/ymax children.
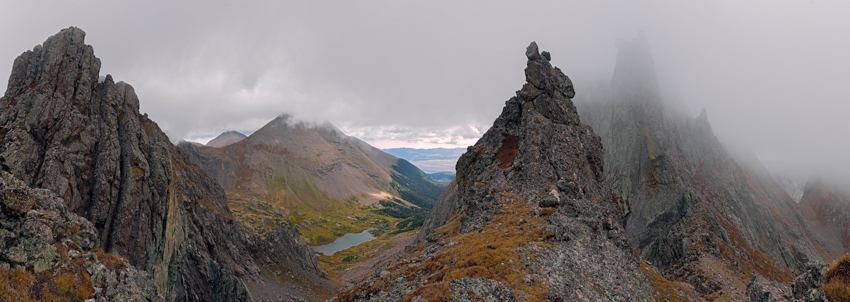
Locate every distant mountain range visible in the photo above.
<box><xmin>382</xmin><ymin>147</ymin><xmax>466</xmax><ymax>173</ymax></box>
<box><xmin>426</xmin><ymin>171</ymin><xmax>455</xmax><ymax>182</ymax></box>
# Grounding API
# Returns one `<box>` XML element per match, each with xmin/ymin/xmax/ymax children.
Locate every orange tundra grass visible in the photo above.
<box><xmin>825</xmin><ymin>253</ymin><xmax>850</xmax><ymax>302</ymax></box>
<box><xmin>340</xmin><ymin>192</ymin><xmax>551</xmax><ymax>301</ymax></box>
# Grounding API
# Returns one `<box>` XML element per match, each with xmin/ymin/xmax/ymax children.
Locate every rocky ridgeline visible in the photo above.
<box><xmin>574</xmin><ymin>34</ymin><xmax>843</xmax><ymax>300</ymax></box>
<box><xmin>0</xmin><ymin>27</ymin><xmax>330</xmax><ymax>301</ymax></box>
<box><xmin>339</xmin><ymin>42</ymin><xmax>654</xmax><ymax>301</ymax></box>
<box><xmin>0</xmin><ymin>171</ymin><xmax>157</xmax><ymax>301</ymax></box>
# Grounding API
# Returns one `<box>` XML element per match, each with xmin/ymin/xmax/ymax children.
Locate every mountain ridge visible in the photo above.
<box><xmin>340</xmin><ymin>41</ymin><xmax>654</xmax><ymax>301</ymax></box>
<box><xmin>206</xmin><ymin>130</ymin><xmax>247</xmax><ymax>147</ymax></box>
<box><xmin>179</xmin><ymin>114</ymin><xmax>444</xmax><ymax>247</ymax></box>
<box><xmin>0</xmin><ymin>27</ymin><xmax>331</xmax><ymax>301</ymax></box>
<box><xmin>575</xmin><ymin>34</ymin><xmax>843</xmax><ymax>299</ymax></box>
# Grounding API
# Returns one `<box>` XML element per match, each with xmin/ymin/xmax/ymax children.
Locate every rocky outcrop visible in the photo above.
<box><xmin>744</xmin><ymin>262</ymin><xmax>829</xmax><ymax>302</ymax></box>
<box><xmin>339</xmin><ymin>42</ymin><xmax>653</xmax><ymax>301</ymax></box>
<box><xmin>0</xmin><ymin>170</ymin><xmax>157</xmax><ymax>301</ymax></box>
<box><xmin>575</xmin><ymin>34</ymin><xmax>841</xmax><ymax>299</ymax></box>
<box><xmin>0</xmin><ymin>27</ymin><xmax>330</xmax><ymax>301</ymax></box>
<box><xmin>206</xmin><ymin>131</ymin><xmax>247</xmax><ymax>148</ymax></box>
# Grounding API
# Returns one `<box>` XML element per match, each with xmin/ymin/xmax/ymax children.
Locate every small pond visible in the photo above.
<box><xmin>311</xmin><ymin>228</ymin><xmax>376</xmax><ymax>256</ymax></box>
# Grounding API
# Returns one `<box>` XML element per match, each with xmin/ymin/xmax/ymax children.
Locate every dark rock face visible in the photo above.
<box><xmin>0</xmin><ymin>171</ymin><xmax>157</xmax><ymax>301</ymax></box>
<box><xmin>339</xmin><ymin>42</ymin><xmax>653</xmax><ymax>301</ymax></box>
<box><xmin>0</xmin><ymin>27</ymin><xmax>328</xmax><ymax>301</ymax></box>
<box><xmin>792</xmin><ymin>262</ymin><xmax>828</xmax><ymax>301</ymax></box>
<box><xmin>455</xmin><ymin>41</ymin><xmax>600</xmax><ymax>233</ymax></box>
<box><xmin>575</xmin><ymin>34</ymin><xmax>840</xmax><ymax>299</ymax></box>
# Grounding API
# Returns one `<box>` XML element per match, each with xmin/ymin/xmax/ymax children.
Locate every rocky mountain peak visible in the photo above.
<box><xmin>455</xmin><ymin>41</ymin><xmax>606</xmax><ymax>233</ymax></box>
<box><xmin>516</xmin><ymin>42</ymin><xmax>578</xmax><ymax>125</ymax></box>
<box><xmin>1</xmin><ymin>27</ymin><xmax>332</xmax><ymax>301</ymax></box>
<box><xmin>576</xmin><ymin>33</ymin><xmax>839</xmax><ymax>299</ymax></box>
<box><xmin>341</xmin><ymin>42</ymin><xmax>652</xmax><ymax>301</ymax></box>
<box><xmin>612</xmin><ymin>33</ymin><xmax>661</xmax><ymax>102</ymax></box>
<box><xmin>205</xmin><ymin>130</ymin><xmax>246</xmax><ymax>147</ymax></box>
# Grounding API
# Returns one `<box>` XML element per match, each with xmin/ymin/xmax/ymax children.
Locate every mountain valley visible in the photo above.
<box><xmin>178</xmin><ymin>116</ymin><xmax>446</xmax><ymax>281</ymax></box>
<box><xmin>0</xmin><ymin>24</ymin><xmax>847</xmax><ymax>302</ymax></box>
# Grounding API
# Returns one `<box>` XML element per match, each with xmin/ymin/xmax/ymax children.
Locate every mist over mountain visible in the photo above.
<box><xmin>574</xmin><ymin>34</ymin><xmax>844</xmax><ymax>299</ymax></box>
<box><xmin>1</xmin><ymin>2</ymin><xmax>848</xmax><ymax>300</ymax></box>
<box><xmin>341</xmin><ymin>42</ymin><xmax>655</xmax><ymax>301</ymax></box>
<box><xmin>206</xmin><ymin>130</ymin><xmax>247</xmax><ymax>147</ymax></box>
<box><xmin>0</xmin><ymin>27</ymin><xmax>333</xmax><ymax>301</ymax></box>
<box><xmin>178</xmin><ymin>115</ymin><xmax>444</xmax><ymax>247</ymax></box>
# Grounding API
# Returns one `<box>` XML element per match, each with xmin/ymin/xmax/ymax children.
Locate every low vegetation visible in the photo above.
<box><xmin>316</xmin><ymin>229</ymin><xmax>415</xmax><ymax>278</ymax></box>
<box><xmin>0</xmin><ymin>248</ymin><xmax>100</xmax><ymax>302</ymax></box>
<box><xmin>225</xmin><ymin>166</ymin><xmax>437</xmax><ymax>282</ymax></box>
<box><xmin>341</xmin><ymin>192</ymin><xmax>551</xmax><ymax>301</ymax></box>
<box><xmin>640</xmin><ymin>260</ymin><xmax>702</xmax><ymax>301</ymax></box>
<box><xmin>825</xmin><ymin>253</ymin><xmax>850</xmax><ymax>302</ymax></box>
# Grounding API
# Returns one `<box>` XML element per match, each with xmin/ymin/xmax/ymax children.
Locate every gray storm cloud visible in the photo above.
<box><xmin>1</xmin><ymin>1</ymin><xmax>849</xmax><ymax>177</ymax></box>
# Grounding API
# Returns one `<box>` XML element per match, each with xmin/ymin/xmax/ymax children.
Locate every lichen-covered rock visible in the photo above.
<box><xmin>339</xmin><ymin>42</ymin><xmax>653</xmax><ymax>301</ymax></box>
<box><xmin>0</xmin><ymin>170</ymin><xmax>158</xmax><ymax>301</ymax></box>
<box><xmin>747</xmin><ymin>274</ymin><xmax>795</xmax><ymax>302</ymax></box>
<box><xmin>0</xmin><ymin>189</ymin><xmax>35</xmax><ymax>216</ymax></box>
<box><xmin>792</xmin><ymin>262</ymin><xmax>828</xmax><ymax>302</ymax></box>
<box><xmin>450</xmin><ymin>277</ymin><xmax>517</xmax><ymax>302</ymax></box>
<box><xmin>0</xmin><ymin>27</ymin><xmax>330</xmax><ymax>301</ymax></box>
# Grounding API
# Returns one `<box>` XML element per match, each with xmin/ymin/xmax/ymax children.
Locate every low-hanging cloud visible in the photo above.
<box><xmin>1</xmin><ymin>1</ymin><xmax>849</xmax><ymax>178</ymax></box>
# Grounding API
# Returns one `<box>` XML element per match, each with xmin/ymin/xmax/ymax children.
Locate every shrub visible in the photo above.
<box><xmin>825</xmin><ymin>253</ymin><xmax>850</xmax><ymax>302</ymax></box>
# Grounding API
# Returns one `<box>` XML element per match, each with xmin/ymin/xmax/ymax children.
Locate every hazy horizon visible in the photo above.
<box><xmin>2</xmin><ymin>1</ymin><xmax>849</xmax><ymax>179</ymax></box>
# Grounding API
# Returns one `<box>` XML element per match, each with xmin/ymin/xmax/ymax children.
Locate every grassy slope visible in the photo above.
<box><xmin>390</xmin><ymin>159</ymin><xmax>445</xmax><ymax>208</ymax></box>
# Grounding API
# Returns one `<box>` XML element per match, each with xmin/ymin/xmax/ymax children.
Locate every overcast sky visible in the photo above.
<box><xmin>1</xmin><ymin>1</ymin><xmax>849</xmax><ymax>177</ymax></box>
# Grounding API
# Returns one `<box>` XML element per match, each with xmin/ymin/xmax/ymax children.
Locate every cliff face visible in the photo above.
<box><xmin>339</xmin><ymin>42</ymin><xmax>654</xmax><ymax>301</ymax></box>
<box><xmin>0</xmin><ymin>27</ymin><xmax>329</xmax><ymax>301</ymax></box>
<box><xmin>575</xmin><ymin>34</ymin><xmax>841</xmax><ymax>299</ymax></box>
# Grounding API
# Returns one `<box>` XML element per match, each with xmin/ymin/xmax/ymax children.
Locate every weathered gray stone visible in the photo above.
<box><xmin>0</xmin><ymin>27</ymin><xmax>328</xmax><ymax>301</ymax></box>
<box><xmin>340</xmin><ymin>42</ymin><xmax>653</xmax><ymax>301</ymax></box>
<box><xmin>575</xmin><ymin>34</ymin><xmax>839</xmax><ymax>299</ymax></box>
<box><xmin>0</xmin><ymin>170</ymin><xmax>157</xmax><ymax>300</ymax></box>
<box><xmin>450</xmin><ymin>277</ymin><xmax>517</xmax><ymax>302</ymax></box>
